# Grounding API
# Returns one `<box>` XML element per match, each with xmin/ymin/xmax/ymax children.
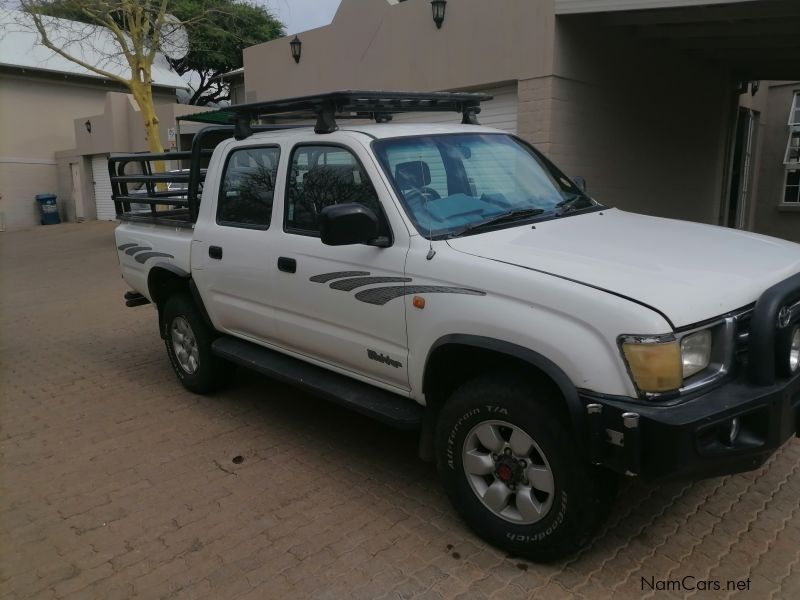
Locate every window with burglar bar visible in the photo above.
<box><xmin>782</xmin><ymin>92</ymin><xmax>800</xmax><ymax>204</ymax></box>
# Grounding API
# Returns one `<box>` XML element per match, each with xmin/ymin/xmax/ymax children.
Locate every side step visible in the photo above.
<box><xmin>211</xmin><ymin>336</ymin><xmax>423</xmax><ymax>430</ymax></box>
<box><xmin>124</xmin><ymin>291</ymin><xmax>150</xmax><ymax>307</ymax></box>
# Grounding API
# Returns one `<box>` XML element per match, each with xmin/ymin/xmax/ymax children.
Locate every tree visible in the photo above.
<box><xmin>169</xmin><ymin>0</ymin><xmax>283</xmax><ymax>106</ymax></box>
<box><xmin>20</xmin><ymin>0</ymin><xmax>183</xmax><ymax>153</ymax></box>
<box><xmin>23</xmin><ymin>0</ymin><xmax>285</xmax><ymax>108</ymax></box>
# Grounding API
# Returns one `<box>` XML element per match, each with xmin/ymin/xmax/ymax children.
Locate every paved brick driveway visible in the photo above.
<box><xmin>1</xmin><ymin>221</ymin><xmax>799</xmax><ymax>599</ymax></box>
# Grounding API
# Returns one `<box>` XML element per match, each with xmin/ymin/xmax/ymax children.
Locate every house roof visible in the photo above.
<box><xmin>0</xmin><ymin>9</ymin><xmax>189</xmax><ymax>90</ymax></box>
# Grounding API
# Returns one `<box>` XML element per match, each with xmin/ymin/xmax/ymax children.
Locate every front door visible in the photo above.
<box><xmin>270</xmin><ymin>139</ymin><xmax>411</xmax><ymax>390</ymax></box>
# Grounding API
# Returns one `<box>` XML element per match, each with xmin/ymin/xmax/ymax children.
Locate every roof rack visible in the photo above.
<box><xmin>176</xmin><ymin>90</ymin><xmax>491</xmax><ymax>139</ymax></box>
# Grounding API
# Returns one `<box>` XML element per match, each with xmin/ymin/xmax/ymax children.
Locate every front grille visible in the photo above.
<box><xmin>733</xmin><ymin>309</ymin><xmax>753</xmax><ymax>369</ymax></box>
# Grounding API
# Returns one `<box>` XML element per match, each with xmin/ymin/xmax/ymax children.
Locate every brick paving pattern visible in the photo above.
<box><xmin>1</xmin><ymin>222</ymin><xmax>799</xmax><ymax>599</ymax></box>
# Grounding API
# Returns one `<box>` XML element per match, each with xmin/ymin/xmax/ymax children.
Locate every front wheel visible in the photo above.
<box><xmin>162</xmin><ymin>294</ymin><xmax>234</xmax><ymax>394</ymax></box>
<box><xmin>435</xmin><ymin>373</ymin><xmax>616</xmax><ymax>561</ymax></box>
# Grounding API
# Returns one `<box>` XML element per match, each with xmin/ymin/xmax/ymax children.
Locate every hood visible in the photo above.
<box><xmin>447</xmin><ymin>209</ymin><xmax>800</xmax><ymax>328</ymax></box>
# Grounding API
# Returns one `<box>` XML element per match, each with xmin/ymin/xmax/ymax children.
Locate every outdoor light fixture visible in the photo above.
<box><xmin>290</xmin><ymin>35</ymin><xmax>302</xmax><ymax>63</ymax></box>
<box><xmin>431</xmin><ymin>0</ymin><xmax>447</xmax><ymax>29</ymax></box>
<box><xmin>84</xmin><ymin>120</ymin><xmax>92</xmax><ymax>134</ymax></box>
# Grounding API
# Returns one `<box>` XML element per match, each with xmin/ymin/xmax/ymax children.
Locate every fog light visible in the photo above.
<box><xmin>790</xmin><ymin>326</ymin><xmax>800</xmax><ymax>374</ymax></box>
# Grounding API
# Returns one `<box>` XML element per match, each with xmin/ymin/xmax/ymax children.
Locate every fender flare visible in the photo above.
<box><xmin>423</xmin><ymin>334</ymin><xmax>586</xmax><ymax>434</ymax></box>
<box><xmin>147</xmin><ymin>262</ymin><xmax>190</xmax><ymax>294</ymax></box>
<box><xmin>147</xmin><ymin>263</ymin><xmax>215</xmax><ymax>336</ymax></box>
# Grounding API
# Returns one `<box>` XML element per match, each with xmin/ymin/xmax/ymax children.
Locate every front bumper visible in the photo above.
<box><xmin>581</xmin><ymin>372</ymin><xmax>800</xmax><ymax>480</ymax></box>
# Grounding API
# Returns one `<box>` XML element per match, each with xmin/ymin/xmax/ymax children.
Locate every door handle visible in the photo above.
<box><xmin>278</xmin><ymin>257</ymin><xmax>296</xmax><ymax>273</ymax></box>
<box><xmin>209</xmin><ymin>246</ymin><xmax>223</xmax><ymax>260</ymax></box>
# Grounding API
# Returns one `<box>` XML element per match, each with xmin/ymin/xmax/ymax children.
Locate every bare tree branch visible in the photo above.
<box><xmin>24</xmin><ymin>9</ymin><xmax>127</xmax><ymax>83</ymax></box>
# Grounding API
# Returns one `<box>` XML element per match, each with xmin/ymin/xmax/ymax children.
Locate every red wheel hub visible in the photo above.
<box><xmin>496</xmin><ymin>463</ymin><xmax>513</xmax><ymax>482</ymax></box>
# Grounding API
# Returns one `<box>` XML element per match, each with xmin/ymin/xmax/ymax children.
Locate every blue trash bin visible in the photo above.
<box><xmin>35</xmin><ymin>194</ymin><xmax>61</xmax><ymax>225</ymax></box>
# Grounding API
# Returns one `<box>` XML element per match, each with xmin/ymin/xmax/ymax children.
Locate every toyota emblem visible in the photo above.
<box><xmin>777</xmin><ymin>306</ymin><xmax>791</xmax><ymax>328</ymax></box>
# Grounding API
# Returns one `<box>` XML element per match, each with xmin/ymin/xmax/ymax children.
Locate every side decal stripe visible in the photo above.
<box><xmin>310</xmin><ymin>271</ymin><xmax>371</xmax><ymax>283</ymax></box>
<box><xmin>355</xmin><ymin>286</ymin><xmax>486</xmax><ymax>306</ymax></box>
<box><xmin>330</xmin><ymin>277</ymin><xmax>412</xmax><ymax>292</ymax></box>
<box><xmin>125</xmin><ymin>246</ymin><xmax>152</xmax><ymax>256</ymax></box>
<box><xmin>134</xmin><ymin>252</ymin><xmax>175</xmax><ymax>264</ymax></box>
<box><xmin>117</xmin><ymin>243</ymin><xmax>139</xmax><ymax>251</ymax></box>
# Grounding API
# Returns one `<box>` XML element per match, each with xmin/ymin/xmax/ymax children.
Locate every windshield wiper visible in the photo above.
<box><xmin>554</xmin><ymin>195</ymin><xmax>596</xmax><ymax>215</ymax></box>
<box><xmin>451</xmin><ymin>208</ymin><xmax>546</xmax><ymax>237</ymax></box>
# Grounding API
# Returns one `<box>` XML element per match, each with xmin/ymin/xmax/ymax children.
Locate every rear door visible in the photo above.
<box><xmin>191</xmin><ymin>142</ymin><xmax>283</xmax><ymax>342</ymax></box>
<box><xmin>268</xmin><ymin>134</ymin><xmax>412</xmax><ymax>390</ymax></box>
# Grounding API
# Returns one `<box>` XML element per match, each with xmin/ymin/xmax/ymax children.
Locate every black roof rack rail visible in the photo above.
<box><xmin>176</xmin><ymin>90</ymin><xmax>492</xmax><ymax>138</ymax></box>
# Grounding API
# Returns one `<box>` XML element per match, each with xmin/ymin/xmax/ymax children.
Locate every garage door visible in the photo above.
<box><xmin>391</xmin><ymin>84</ymin><xmax>518</xmax><ymax>133</ymax></box>
<box><xmin>91</xmin><ymin>155</ymin><xmax>116</xmax><ymax>221</ymax></box>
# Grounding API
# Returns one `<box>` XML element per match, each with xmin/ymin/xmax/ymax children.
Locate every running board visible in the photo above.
<box><xmin>211</xmin><ymin>337</ymin><xmax>423</xmax><ymax>430</ymax></box>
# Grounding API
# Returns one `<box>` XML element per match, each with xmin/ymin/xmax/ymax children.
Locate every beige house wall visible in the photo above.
<box><xmin>244</xmin><ymin>0</ymin><xmax>555</xmax><ymax>101</ymax></box>
<box><xmin>549</xmin><ymin>19</ymin><xmax>733</xmax><ymax>224</ymax></box>
<box><xmin>72</xmin><ymin>92</ymin><xmax>208</xmax><ymax>156</ymax></box>
<box><xmin>517</xmin><ymin>76</ymin><xmax>555</xmax><ymax>153</ymax></box>
<box><xmin>0</xmin><ymin>72</ymin><xmax>177</xmax><ymax>230</ymax></box>
<box><xmin>0</xmin><ymin>73</ymin><xmax>111</xmax><ymax>230</ymax></box>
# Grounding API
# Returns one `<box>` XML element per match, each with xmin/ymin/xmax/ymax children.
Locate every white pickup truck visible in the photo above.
<box><xmin>113</xmin><ymin>91</ymin><xmax>800</xmax><ymax>560</ymax></box>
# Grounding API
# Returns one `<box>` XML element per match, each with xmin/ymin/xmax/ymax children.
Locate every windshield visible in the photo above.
<box><xmin>373</xmin><ymin>133</ymin><xmax>595</xmax><ymax>238</ymax></box>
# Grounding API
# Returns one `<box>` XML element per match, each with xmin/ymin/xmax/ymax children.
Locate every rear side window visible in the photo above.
<box><xmin>218</xmin><ymin>146</ymin><xmax>280</xmax><ymax>228</ymax></box>
<box><xmin>285</xmin><ymin>145</ymin><xmax>382</xmax><ymax>235</ymax></box>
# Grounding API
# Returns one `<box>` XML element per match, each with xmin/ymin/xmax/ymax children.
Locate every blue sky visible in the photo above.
<box><xmin>261</xmin><ymin>0</ymin><xmax>343</xmax><ymax>35</ymax></box>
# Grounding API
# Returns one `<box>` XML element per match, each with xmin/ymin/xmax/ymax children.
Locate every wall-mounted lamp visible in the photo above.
<box><xmin>84</xmin><ymin>120</ymin><xmax>92</xmax><ymax>134</ymax></box>
<box><xmin>290</xmin><ymin>35</ymin><xmax>302</xmax><ymax>63</ymax></box>
<box><xmin>431</xmin><ymin>0</ymin><xmax>447</xmax><ymax>29</ymax></box>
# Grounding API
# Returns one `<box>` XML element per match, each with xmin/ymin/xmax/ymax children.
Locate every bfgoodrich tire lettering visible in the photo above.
<box><xmin>163</xmin><ymin>294</ymin><xmax>234</xmax><ymax>394</ymax></box>
<box><xmin>435</xmin><ymin>373</ymin><xmax>616</xmax><ymax>561</ymax></box>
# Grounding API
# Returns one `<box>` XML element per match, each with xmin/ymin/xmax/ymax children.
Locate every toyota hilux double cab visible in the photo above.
<box><xmin>112</xmin><ymin>91</ymin><xmax>800</xmax><ymax>560</ymax></box>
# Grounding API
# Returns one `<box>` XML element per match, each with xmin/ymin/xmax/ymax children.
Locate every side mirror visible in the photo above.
<box><xmin>320</xmin><ymin>203</ymin><xmax>380</xmax><ymax>246</ymax></box>
<box><xmin>572</xmin><ymin>176</ymin><xmax>587</xmax><ymax>193</ymax></box>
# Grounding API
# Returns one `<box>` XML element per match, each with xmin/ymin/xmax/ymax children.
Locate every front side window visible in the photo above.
<box><xmin>373</xmin><ymin>134</ymin><xmax>591</xmax><ymax>239</ymax></box>
<box><xmin>218</xmin><ymin>146</ymin><xmax>280</xmax><ymax>228</ymax></box>
<box><xmin>285</xmin><ymin>145</ymin><xmax>383</xmax><ymax>235</ymax></box>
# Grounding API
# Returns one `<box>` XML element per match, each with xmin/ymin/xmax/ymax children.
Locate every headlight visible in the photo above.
<box><xmin>776</xmin><ymin>323</ymin><xmax>800</xmax><ymax>377</ymax></box>
<box><xmin>680</xmin><ymin>330</ymin><xmax>712</xmax><ymax>378</ymax></box>
<box><xmin>621</xmin><ymin>329</ymin><xmax>713</xmax><ymax>394</ymax></box>
<box><xmin>789</xmin><ymin>326</ymin><xmax>800</xmax><ymax>373</ymax></box>
<box><xmin>621</xmin><ymin>339</ymin><xmax>682</xmax><ymax>393</ymax></box>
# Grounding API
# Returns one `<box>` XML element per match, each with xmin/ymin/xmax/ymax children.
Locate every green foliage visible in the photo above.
<box><xmin>169</xmin><ymin>0</ymin><xmax>284</xmax><ymax>105</ymax></box>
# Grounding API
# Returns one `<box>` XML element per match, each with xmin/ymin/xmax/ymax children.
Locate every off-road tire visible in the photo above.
<box><xmin>435</xmin><ymin>372</ymin><xmax>616</xmax><ymax>561</ymax></box>
<box><xmin>162</xmin><ymin>294</ymin><xmax>234</xmax><ymax>394</ymax></box>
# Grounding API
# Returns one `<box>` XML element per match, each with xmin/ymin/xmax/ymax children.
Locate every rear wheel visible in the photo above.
<box><xmin>162</xmin><ymin>294</ymin><xmax>234</xmax><ymax>394</ymax></box>
<box><xmin>435</xmin><ymin>373</ymin><xmax>616</xmax><ymax>561</ymax></box>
